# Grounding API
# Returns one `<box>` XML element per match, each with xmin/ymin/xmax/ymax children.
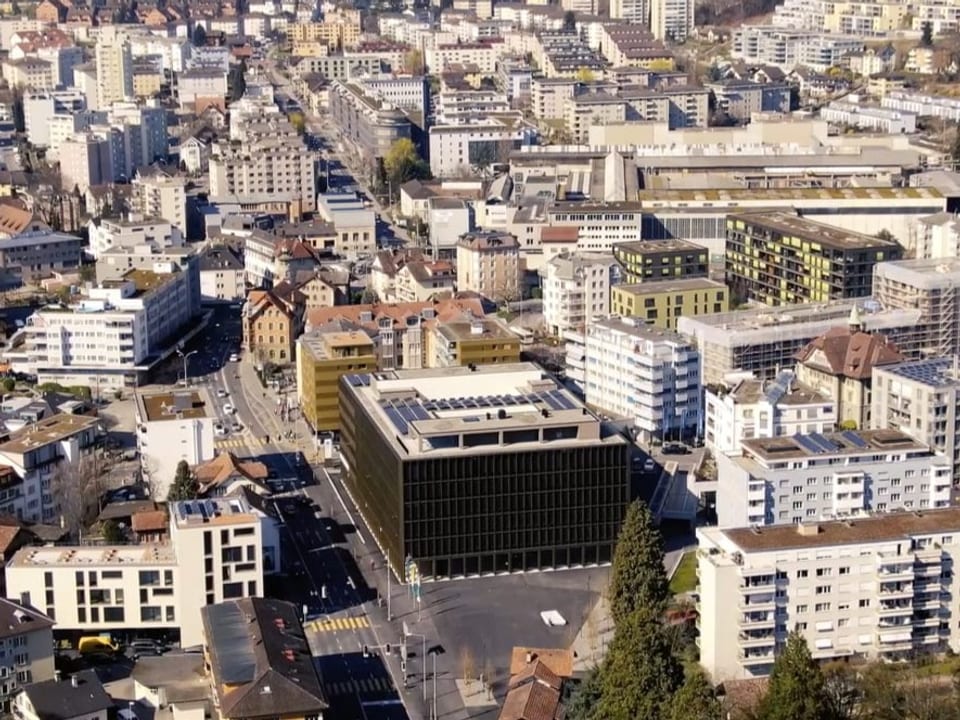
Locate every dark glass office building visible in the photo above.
<box><xmin>338</xmin><ymin>364</ymin><xmax>630</xmax><ymax>580</ymax></box>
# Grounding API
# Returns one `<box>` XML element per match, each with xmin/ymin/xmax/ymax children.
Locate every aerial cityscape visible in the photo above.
<box><xmin>0</xmin><ymin>0</ymin><xmax>959</xmax><ymax>718</ymax></box>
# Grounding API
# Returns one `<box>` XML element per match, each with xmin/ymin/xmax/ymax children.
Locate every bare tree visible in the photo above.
<box><xmin>460</xmin><ymin>646</ymin><xmax>476</xmax><ymax>685</ymax></box>
<box><xmin>51</xmin><ymin>453</ymin><xmax>108</xmax><ymax>540</ymax></box>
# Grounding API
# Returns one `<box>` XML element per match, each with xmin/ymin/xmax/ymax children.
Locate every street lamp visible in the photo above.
<box><xmin>403</xmin><ymin>622</ymin><xmax>427</xmax><ymax>702</ymax></box>
<box><xmin>176</xmin><ymin>348</ymin><xmax>198</xmax><ymax>386</ymax></box>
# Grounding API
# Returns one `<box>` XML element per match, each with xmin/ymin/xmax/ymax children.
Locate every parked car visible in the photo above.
<box><xmin>223</xmin><ymin>404</ymin><xmax>235</xmax><ymax>415</ymax></box>
<box><xmin>229</xmin><ymin>353</ymin><xmax>239</xmax><ymax>362</ymax></box>
<box><xmin>643</xmin><ymin>459</ymin><xmax>656</xmax><ymax>472</ymax></box>
<box><xmin>128</xmin><ymin>639</ymin><xmax>165</xmax><ymax>658</ymax></box>
<box><xmin>216</xmin><ymin>389</ymin><xmax>228</xmax><ymax>398</ymax></box>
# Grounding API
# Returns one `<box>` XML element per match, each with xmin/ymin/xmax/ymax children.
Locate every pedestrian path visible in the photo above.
<box><xmin>323</xmin><ymin>677</ymin><xmax>394</xmax><ymax>697</ymax></box>
<box><xmin>308</xmin><ymin>616</ymin><xmax>371</xmax><ymax>633</ymax></box>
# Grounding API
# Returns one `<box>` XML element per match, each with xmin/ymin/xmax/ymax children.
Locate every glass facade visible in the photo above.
<box><xmin>340</xmin><ymin>379</ymin><xmax>630</xmax><ymax>579</ymax></box>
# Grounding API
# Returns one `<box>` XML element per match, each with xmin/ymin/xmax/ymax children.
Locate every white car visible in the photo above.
<box><xmin>214</xmin><ymin>422</ymin><xmax>227</xmax><ymax>437</ymax></box>
<box><xmin>216</xmin><ymin>389</ymin><xmax>228</xmax><ymax>398</ymax></box>
<box><xmin>223</xmin><ymin>404</ymin><xmax>235</xmax><ymax>415</ymax></box>
<box><xmin>229</xmin><ymin>353</ymin><xmax>239</xmax><ymax>362</ymax></box>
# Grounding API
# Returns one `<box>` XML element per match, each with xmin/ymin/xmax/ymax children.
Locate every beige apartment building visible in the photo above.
<box><xmin>456</xmin><ymin>231</ymin><xmax>521</xmax><ymax>304</ymax></box>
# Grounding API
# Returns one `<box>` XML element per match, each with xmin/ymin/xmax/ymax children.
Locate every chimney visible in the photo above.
<box><xmin>525</xmin><ymin>652</ymin><xmax>533</xmax><ymax>663</ymax></box>
<box><xmin>71</xmin><ymin>675</ymin><xmax>79</xmax><ymax>688</ymax></box>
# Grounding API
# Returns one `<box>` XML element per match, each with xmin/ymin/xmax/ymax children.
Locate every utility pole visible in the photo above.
<box><xmin>432</xmin><ymin>651</ymin><xmax>437</xmax><ymax>720</ymax></box>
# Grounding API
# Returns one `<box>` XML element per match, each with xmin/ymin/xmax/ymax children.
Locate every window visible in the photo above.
<box><xmin>223</xmin><ymin>583</ymin><xmax>244</xmax><ymax>599</ymax></box>
<box><xmin>75</xmin><ymin>571</ymin><xmax>84</xmax><ymax>586</ymax></box>
<box><xmin>166</xmin><ymin>606</ymin><xmax>175</xmax><ymax>622</ymax></box>
<box><xmin>139</xmin><ymin>571</ymin><xmax>160</xmax><ymax>586</ymax></box>
<box><xmin>816</xmin><ymin>585</ymin><xmax>831</xmax><ymax>595</ymax></box>
<box><xmin>104</xmin><ymin>607</ymin><xmax>124</xmax><ymax>623</ymax></box>
<box><xmin>839</xmin><ymin>566</ymin><xmax>850</xmax><ymax>575</ymax></box>
<box><xmin>796</xmin><ymin>569</ymin><xmax>808</xmax><ymax>578</ymax></box>
<box><xmin>234</xmin><ymin>527</ymin><xmax>255</xmax><ymax>537</ymax></box>
<box><xmin>43</xmin><ymin>572</ymin><xmax>52</xmax><ymax>588</ymax></box>
<box><xmin>815</xmin><ymin>602</ymin><xmax>831</xmax><ymax>612</ymax></box>
<box><xmin>247</xmin><ymin>581</ymin><xmax>257</xmax><ymax>595</ymax></box>
<box><xmin>204</xmin><ymin>531</ymin><xmax>212</xmax><ymax>556</ymax></box>
<box><xmin>246</xmin><ymin>545</ymin><xmax>255</xmax><ymax>562</ymax></box>
<box><xmin>140</xmin><ymin>606</ymin><xmax>162</xmax><ymax>622</ymax></box>
<box><xmin>796</xmin><ymin>604</ymin><xmax>808</xmax><ymax>613</ymax></box>
<box><xmin>77</xmin><ymin>608</ymin><xmax>86</xmax><ymax>623</ymax></box>
<box><xmin>89</xmin><ymin>589</ymin><xmax>110</xmax><ymax>605</ymax></box>
<box><xmin>222</xmin><ymin>547</ymin><xmax>242</xmax><ymax>563</ymax></box>
<box><xmin>816</xmin><ymin>568</ymin><xmax>832</xmax><ymax>577</ymax></box>
<box><xmin>76</xmin><ymin>590</ymin><xmax>85</xmax><ymax>605</ymax></box>
<box><xmin>859</xmin><ymin>599</ymin><xmax>870</xmax><ymax>608</ymax></box>
<box><xmin>164</xmin><ymin>570</ymin><xmax>173</xmax><ymax>587</ymax></box>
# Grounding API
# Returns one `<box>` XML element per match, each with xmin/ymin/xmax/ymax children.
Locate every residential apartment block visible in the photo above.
<box><xmin>725</xmin><ymin>212</ymin><xmax>902</xmax><ymax>306</ymax></box>
<box><xmin>610</xmin><ymin>278</ymin><xmax>729</xmax><ymax>331</ymax></box>
<box><xmin>698</xmin><ymin>509</ymin><xmax>960</xmax><ymax>680</ymax></box>
<box><xmin>582</xmin><ymin>317</ymin><xmax>700</xmax><ymax>443</ymax></box>
<box><xmin>705</xmin><ymin>370</ymin><xmax>836</xmax><ymax>457</ymax></box>
<box><xmin>540</xmin><ymin>252</ymin><xmax>616</xmax><ymax>337</ymax></box>
<box><xmin>732</xmin><ymin>26</ymin><xmax>865</xmax><ymax>71</ymax></box>
<box><xmin>0</xmin><ymin>414</ymin><xmax>100</xmax><ymax>525</ymax></box>
<box><xmin>716</xmin><ymin>429</ymin><xmax>952</xmax><ymax>528</ymax></box>
<box><xmin>88</xmin><ymin>214</ymin><xmax>184</xmax><ymax>259</ymax></box>
<box><xmin>6</xmin><ymin>496</ymin><xmax>270</xmax><ymax>648</ymax></box>
<box><xmin>328</xmin><ymin>81</ymin><xmax>413</xmax><ymax>165</ymax></box>
<box><xmin>456</xmin><ymin>231</ymin><xmax>521</xmax><ymax>303</ymax></box>
<box><xmin>613</xmin><ymin>239</ymin><xmax>709</xmax><ymax>284</ymax></box>
<box><xmin>297</xmin><ymin>329</ymin><xmax>378</xmax><ymax>432</ymax></box>
<box><xmin>0</xmin><ymin>600</ymin><xmax>54</xmax><ymax>712</ymax></box>
<box><xmin>0</xmin><ymin>231</ymin><xmax>83</xmax><ymax>287</ymax></box>
<box><xmin>135</xmin><ymin>391</ymin><xmax>215</xmax><ymax>500</ymax></box>
<box><xmin>209</xmin><ymin>116</ymin><xmax>316</xmax><ymax>220</ymax></box>
<box><xmin>873</xmin><ymin>358</ymin><xmax>960</xmax><ymax>484</ymax></box>
<box><xmin>131</xmin><ymin>173</ymin><xmax>187</xmax><ymax>236</ymax></box>
<box><xmin>9</xmin><ymin>265</ymin><xmax>201</xmax><ymax>388</ymax></box>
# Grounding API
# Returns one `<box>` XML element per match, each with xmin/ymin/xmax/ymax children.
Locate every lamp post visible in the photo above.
<box><xmin>432</xmin><ymin>651</ymin><xmax>437</xmax><ymax>720</ymax></box>
<box><xmin>176</xmin><ymin>348</ymin><xmax>198</xmax><ymax>386</ymax></box>
<box><xmin>403</xmin><ymin>622</ymin><xmax>426</xmax><ymax>702</ymax></box>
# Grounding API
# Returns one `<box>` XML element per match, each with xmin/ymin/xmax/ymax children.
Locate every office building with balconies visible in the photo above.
<box><xmin>716</xmin><ymin>429</ymin><xmax>952</xmax><ymax>529</ymax></box>
<box><xmin>697</xmin><ymin>508</ymin><xmax>960</xmax><ymax>681</ymax></box>
<box><xmin>583</xmin><ymin>317</ymin><xmax>700</xmax><ymax>443</ymax></box>
<box><xmin>339</xmin><ymin>363</ymin><xmax>630</xmax><ymax>579</ymax></box>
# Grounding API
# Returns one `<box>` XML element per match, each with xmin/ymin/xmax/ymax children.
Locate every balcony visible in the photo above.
<box><xmin>738</xmin><ymin>631</ymin><xmax>776</xmax><ymax>649</ymax></box>
<box><xmin>878</xmin><ymin>601</ymin><xmax>914</xmax><ymax>617</ymax></box>
<box><xmin>739</xmin><ymin>595</ymin><xmax>776</xmax><ymax>612</ymax></box>
<box><xmin>740</xmin><ymin>574</ymin><xmax>775</xmax><ymax>590</ymax></box>
<box><xmin>878</xmin><ymin>583</ymin><xmax>914</xmax><ymax>599</ymax></box>
<box><xmin>738</xmin><ymin>649</ymin><xmax>775</xmax><ymax>666</ymax></box>
<box><xmin>740</xmin><ymin>612</ymin><xmax>775</xmax><ymax>628</ymax></box>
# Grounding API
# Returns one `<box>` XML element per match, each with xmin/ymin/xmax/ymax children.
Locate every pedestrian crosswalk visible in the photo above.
<box><xmin>324</xmin><ymin>677</ymin><xmax>395</xmax><ymax>697</ymax></box>
<box><xmin>307</xmin><ymin>616</ymin><xmax>371</xmax><ymax>633</ymax></box>
<box><xmin>215</xmin><ymin>436</ymin><xmax>265</xmax><ymax>450</ymax></box>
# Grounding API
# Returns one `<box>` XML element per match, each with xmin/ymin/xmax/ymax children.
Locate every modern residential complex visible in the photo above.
<box><xmin>698</xmin><ymin>509</ymin><xmax>960</xmax><ymax>680</ymax></box>
<box><xmin>539</xmin><ymin>252</ymin><xmax>616</xmax><ymax>336</ymax></box>
<box><xmin>725</xmin><ymin>212</ymin><xmax>902</xmax><ymax>306</ymax></box>
<box><xmin>338</xmin><ymin>363</ymin><xmax>630</xmax><ymax>579</ymax></box>
<box><xmin>610</xmin><ymin>278</ymin><xmax>729</xmax><ymax>331</ymax></box>
<box><xmin>612</xmin><ymin>239</ymin><xmax>709</xmax><ymax>285</ymax></box>
<box><xmin>715</xmin><ymin>429</ymin><xmax>952</xmax><ymax>528</ymax></box>
<box><xmin>0</xmin><ymin>600</ymin><xmax>55</xmax><ymax>712</ymax></box>
<box><xmin>6</xmin><ymin>496</ymin><xmax>270</xmax><ymax>648</ymax></box>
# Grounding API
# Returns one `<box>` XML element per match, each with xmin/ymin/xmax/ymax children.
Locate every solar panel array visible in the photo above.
<box><xmin>345</xmin><ymin>374</ymin><xmax>372</xmax><ymax>387</ymax></box>
<box><xmin>888</xmin><ymin>358</ymin><xmax>953</xmax><ymax>386</ymax></box>
<box><xmin>792</xmin><ymin>433</ymin><xmax>839</xmax><ymax>454</ymax></box>
<box><xmin>841</xmin><ymin>430</ymin><xmax>868</xmax><ymax>448</ymax></box>
<box><xmin>378</xmin><ymin>389</ymin><xmax>579</xmax><ymax>434</ymax></box>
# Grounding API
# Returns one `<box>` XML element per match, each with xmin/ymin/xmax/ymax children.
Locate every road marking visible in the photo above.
<box><xmin>214</xmin><ymin>436</ymin><xmax>264</xmax><ymax>450</ymax></box>
<box><xmin>308</xmin><ymin>616</ymin><xmax>371</xmax><ymax>633</ymax></box>
<box><xmin>323</xmin><ymin>678</ymin><xmax>394</xmax><ymax>697</ymax></box>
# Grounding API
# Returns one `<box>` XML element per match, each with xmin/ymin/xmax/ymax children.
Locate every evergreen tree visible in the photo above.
<box><xmin>667</xmin><ymin>668</ymin><xmax>721</xmax><ymax>720</ymax></box>
<box><xmin>100</xmin><ymin>519</ymin><xmax>125</xmax><ymax>544</ymax></box>
<box><xmin>594</xmin><ymin>605</ymin><xmax>682</xmax><ymax>720</ymax></box>
<box><xmin>921</xmin><ymin>20</ymin><xmax>934</xmax><ymax>46</ymax></box>
<box><xmin>608</xmin><ymin>499</ymin><xmax>670</xmax><ymax>626</ymax></box>
<box><xmin>167</xmin><ymin>460</ymin><xmax>199</xmax><ymax>501</ymax></box>
<box><xmin>565</xmin><ymin>665</ymin><xmax>602</xmax><ymax>720</ymax></box>
<box><xmin>756</xmin><ymin>631</ymin><xmax>825</xmax><ymax>720</ymax></box>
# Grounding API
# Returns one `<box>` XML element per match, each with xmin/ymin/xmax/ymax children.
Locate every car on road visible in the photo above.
<box><xmin>644</xmin><ymin>459</ymin><xmax>656</xmax><ymax>472</ymax></box>
<box><xmin>229</xmin><ymin>353</ymin><xmax>239</xmax><ymax>362</ymax></box>
<box><xmin>231</xmin><ymin>421</ymin><xmax>243</xmax><ymax>433</ymax></box>
<box><xmin>216</xmin><ymin>388</ymin><xmax>228</xmax><ymax>398</ymax></box>
<box><xmin>223</xmin><ymin>404</ymin><xmax>235</xmax><ymax>415</ymax></box>
<box><xmin>662</xmin><ymin>443</ymin><xmax>690</xmax><ymax>455</ymax></box>
<box><xmin>127</xmin><ymin>639</ymin><xmax>165</xmax><ymax>658</ymax></box>
<box><xmin>214</xmin><ymin>422</ymin><xmax>227</xmax><ymax>437</ymax></box>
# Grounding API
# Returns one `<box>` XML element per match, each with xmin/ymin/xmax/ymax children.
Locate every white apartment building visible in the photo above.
<box><xmin>357</xmin><ymin>74</ymin><xmax>429</xmax><ymax>113</ymax></box>
<box><xmin>456</xmin><ymin>231</ymin><xmax>521</xmax><ymax>303</ymax></box>
<box><xmin>650</xmin><ymin>0</ymin><xmax>695</xmax><ymax>41</ymax></box>
<box><xmin>1</xmin><ymin>58</ymin><xmax>53</xmax><ymax>90</ymax></box>
<box><xmin>733</xmin><ymin>26</ymin><xmax>864</xmax><ymax>71</ymax></box>
<box><xmin>705</xmin><ymin>370</ymin><xmax>837</xmax><ymax>457</ymax></box>
<box><xmin>210</xmin><ymin>117</ymin><xmax>316</xmax><ymax>218</ymax></box>
<box><xmin>425</xmin><ymin>41</ymin><xmax>501</xmax><ymax>75</ymax></box>
<box><xmin>540</xmin><ymin>252</ymin><xmax>615</xmax><ymax>336</ymax></box>
<box><xmin>177</xmin><ymin>68</ymin><xmax>228</xmax><ymax>108</ymax></box>
<box><xmin>88</xmin><ymin>214</ymin><xmax>183</xmax><ymax>259</ymax></box>
<box><xmin>882</xmin><ymin>90</ymin><xmax>960</xmax><ymax>123</ymax></box>
<box><xmin>197</xmin><ymin>244</ymin><xmax>245</xmax><ymax>303</ymax></box>
<box><xmin>546</xmin><ymin>201</ymin><xmax>644</xmax><ymax>255</ymax></box>
<box><xmin>107</xmin><ymin>100</ymin><xmax>169</xmax><ymax>170</ymax></box>
<box><xmin>611</xmin><ymin>0</ymin><xmax>650</xmax><ymax>24</ymax></box>
<box><xmin>94</xmin><ymin>26</ymin><xmax>133</xmax><ymax>108</ymax></box>
<box><xmin>0</xmin><ymin>231</ymin><xmax>85</xmax><ymax>286</ymax></box>
<box><xmin>820</xmin><ymin>98</ymin><xmax>917</xmax><ymax>134</ymax></box>
<box><xmin>916</xmin><ymin>212</ymin><xmax>960</xmax><ymax>260</ymax></box>
<box><xmin>58</xmin><ymin>133</ymin><xmax>114</xmax><ymax>194</ymax></box>
<box><xmin>135</xmin><ymin>391</ymin><xmax>216</xmax><ymax>499</ymax></box>
<box><xmin>716</xmin><ymin>429</ymin><xmax>952</xmax><ymax>528</ymax></box>
<box><xmin>128</xmin><ymin>33</ymin><xmax>190</xmax><ymax>74</ymax></box>
<box><xmin>697</xmin><ymin>508</ymin><xmax>960</xmax><ymax>681</ymax></box>
<box><xmin>9</xmin><ymin>265</ymin><xmax>201</xmax><ymax>388</ymax></box>
<box><xmin>6</xmin><ymin>496</ymin><xmax>272</xmax><ymax>648</ymax></box>
<box><xmin>132</xmin><ymin>174</ymin><xmax>187</xmax><ymax>236</ymax></box>
<box><xmin>873</xmin><ymin>358</ymin><xmax>960</xmax><ymax>484</ymax></box>
<box><xmin>0</xmin><ymin>414</ymin><xmax>100</xmax><ymax>525</ymax></box>
<box><xmin>428</xmin><ymin>117</ymin><xmax>535</xmax><ymax>178</ymax></box>
<box><xmin>23</xmin><ymin>90</ymin><xmax>86</xmax><ymax>148</ymax></box>
<box><xmin>0</xmin><ymin>600</ymin><xmax>54</xmax><ymax>712</ymax></box>
<box><xmin>47</xmin><ymin>111</ymin><xmax>100</xmax><ymax>160</ymax></box>
<box><xmin>315</xmin><ymin>193</ymin><xmax>376</xmax><ymax>258</ymax></box>
<box><xmin>95</xmin><ymin>245</ymin><xmax>196</xmax><ymax>283</ymax></box>
<box><xmin>583</xmin><ymin>317</ymin><xmax>700</xmax><ymax>443</ymax></box>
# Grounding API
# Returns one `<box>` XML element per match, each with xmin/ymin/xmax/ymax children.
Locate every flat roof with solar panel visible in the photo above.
<box><xmin>741</xmin><ymin>429</ymin><xmax>933</xmax><ymax>464</ymax></box>
<box><xmin>878</xmin><ymin>357</ymin><xmax>960</xmax><ymax>388</ymax></box>
<box><xmin>341</xmin><ymin>362</ymin><xmax>626</xmax><ymax>457</ymax></box>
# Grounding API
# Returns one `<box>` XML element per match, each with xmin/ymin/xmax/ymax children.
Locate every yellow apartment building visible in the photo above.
<box><xmin>611</xmin><ymin>278</ymin><xmax>729</xmax><ymax>331</ymax></box>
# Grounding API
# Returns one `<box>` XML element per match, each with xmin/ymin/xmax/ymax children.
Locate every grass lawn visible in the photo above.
<box><xmin>669</xmin><ymin>551</ymin><xmax>698</xmax><ymax>595</ymax></box>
